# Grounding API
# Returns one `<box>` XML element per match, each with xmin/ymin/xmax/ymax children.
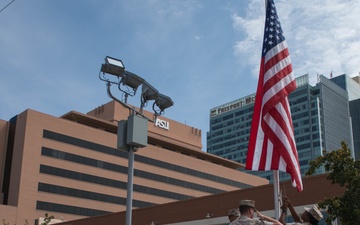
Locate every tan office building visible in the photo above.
<box><xmin>0</xmin><ymin>100</ymin><xmax>268</xmax><ymax>225</ymax></box>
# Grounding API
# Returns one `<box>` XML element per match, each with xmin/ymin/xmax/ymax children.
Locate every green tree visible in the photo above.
<box><xmin>2</xmin><ymin>213</ymin><xmax>52</xmax><ymax>225</ymax></box>
<box><xmin>40</xmin><ymin>213</ymin><xmax>54</xmax><ymax>225</ymax></box>
<box><xmin>306</xmin><ymin>141</ymin><xmax>360</xmax><ymax>225</ymax></box>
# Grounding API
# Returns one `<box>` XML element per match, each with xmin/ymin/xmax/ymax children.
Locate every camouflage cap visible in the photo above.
<box><xmin>228</xmin><ymin>208</ymin><xmax>240</xmax><ymax>217</ymax></box>
<box><xmin>305</xmin><ymin>205</ymin><xmax>323</xmax><ymax>221</ymax></box>
<box><xmin>240</xmin><ymin>200</ymin><xmax>256</xmax><ymax>209</ymax></box>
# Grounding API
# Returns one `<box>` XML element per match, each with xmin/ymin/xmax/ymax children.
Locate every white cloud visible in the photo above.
<box><xmin>232</xmin><ymin>11</ymin><xmax>264</xmax><ymax>78</ymax></box>
<box><xmin>233</xmin><ymin>0</ymin><xmax>360</xmax><ymax>83</ymax></box>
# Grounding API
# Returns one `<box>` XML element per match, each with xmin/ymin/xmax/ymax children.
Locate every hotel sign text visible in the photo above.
<box><xmin>210</xmin><ymin>94</ymin><xmax>255</xmax><ymax>117</ymax></box>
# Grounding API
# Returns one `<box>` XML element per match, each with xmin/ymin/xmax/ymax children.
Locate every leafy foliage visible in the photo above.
<box><xmin>40</xmin><ymin>213</ymin><xmax>54</xmax><ymax>225</ymax></box>
<box><xmin>306</xmin><ymin>141</ymin><xmax>360</xmax><ymax>225</ymax></box>
<box><xmin>2</xmin><ymin>213</ymin><xmax>53</xmax><ymax>225</ymax></box>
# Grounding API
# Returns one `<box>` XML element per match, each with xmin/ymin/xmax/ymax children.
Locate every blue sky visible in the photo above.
<box><xmin>1</xmin><ymin>0</ymin><xmax>360</xmax><ymax>151</ymax></box>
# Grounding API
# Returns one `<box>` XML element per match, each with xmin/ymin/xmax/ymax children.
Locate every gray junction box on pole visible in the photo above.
<box><xmin>117</xmin><ymin>114</ymin><xmax>148</xmax><ymax>150</ymax></box>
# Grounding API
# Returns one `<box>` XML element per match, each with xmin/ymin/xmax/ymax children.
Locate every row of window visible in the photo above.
<box><xmin>210</xmin><ymin>120</ymin><xmax>252</xmax><ymax>131</ymax></box>
<box><xmin>36</xmin><ymin>201</ymin><xmax>111</xmax><ymax>217</ymax></box>
<box><xmin>41</xmin><ymin>147</ymin><xmax>234</xmax><ymax>194</ymax></box>
<box><xmin>43</xmin><ymin>130</ymin><xmax>250</xmax><ymax>189</ymax></box>
<box><xmin>40</xmin><ymin>164</ymin><xmax>195</xmax><ymax>201</ymax></box>
<box><xmin>209</xmin><ymin>115</ymin><xmax>321</xmax><ymax>152</ymax></box>
<box><xmin>210</xmin><ymin>108</ymin><xmax>254</xmax><ymax>126</ymax></box>
<box><xmin>38</xmin><ymin>182</ymin><xmax>154</xmax><ymax>208</ymax></box>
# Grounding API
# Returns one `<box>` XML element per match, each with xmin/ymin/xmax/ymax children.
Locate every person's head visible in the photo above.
<box><xmin>301</xmin><ymin>205</ymin><xmax>323</xmax><ymax>225</ymax></box>
<box><xmin>228</xmin><ymin>208</ymin><xmax>240</xmax><ymax>222</ymax></box>
<box><xmin>239</xmin><ymin>200</ymin><xmax>256</xmax><ymax>218</ymax></box>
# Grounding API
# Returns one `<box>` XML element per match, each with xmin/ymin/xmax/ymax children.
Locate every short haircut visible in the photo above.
<box><xmin>239</xmin><ymin>205</ymin><xmax>253</xmax><ymax>214</ymax></box>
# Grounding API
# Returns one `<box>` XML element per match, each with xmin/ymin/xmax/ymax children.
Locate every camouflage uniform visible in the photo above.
<box><xmin>286</xmin><ymin>223</ymin><xmax>311</xmax><ymax>225</ymax></box>
<box><xmin>230</xmin><ymin>215</ymin><xmax>276</xmax><ymax>225</ymax></box>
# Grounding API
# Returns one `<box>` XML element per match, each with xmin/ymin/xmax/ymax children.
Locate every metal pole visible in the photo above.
<box><xmin>273</xmin><ymin>170</ymin><xmax>280</xmax><ymax>219</ymax></box>
<box><xmin>125</xmin><ymin>147</ymin><xmax>135</xmax><ymax>225</ymax></box>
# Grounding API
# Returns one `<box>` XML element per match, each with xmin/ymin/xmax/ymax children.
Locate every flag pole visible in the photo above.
<box><xmin>273</xmin><ymin>170</ymin><xmax>280</xmax><ymax>219</ymax></box>
<box><xmin>265</xmin><ymin>0</ymin><xmax>279</xmax><ymax>217</ymax></box>
<box><xmin>266</xmin><ymin>0</ymin><xmax>279</xmax><ymax>218</ymax></box>
<box><xmin>265</xmin><ymin>0</ymin><xmax>281</xmax><ymax>218</ymax></box>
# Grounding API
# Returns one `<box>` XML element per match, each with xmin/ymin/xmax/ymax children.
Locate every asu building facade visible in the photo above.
<box><xmin>0</xmin><ymin>100</ymin><xmax>268</xmax><ymax>225</ymax></box>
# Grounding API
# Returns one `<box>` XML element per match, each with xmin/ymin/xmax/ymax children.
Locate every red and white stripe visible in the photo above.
<box><xmin>246</xmin><ymin>40</ymin><xmax>303</xmax><ymax>192</ymax></box>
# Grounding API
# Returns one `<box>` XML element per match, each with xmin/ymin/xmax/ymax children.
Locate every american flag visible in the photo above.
<box><xmin>246</xmin><ymin>0</ymin><xmax>303</xmax><ymax>192</ymax></box>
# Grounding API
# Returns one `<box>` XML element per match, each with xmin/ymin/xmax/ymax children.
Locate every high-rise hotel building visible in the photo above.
<box><xmin>207</xmin><ymin>74</ymin><xmax>358</xmax><ymax>181</ymax></box>
<box><xmin>0</xmin><ymin>100</ymin><xmax>268</xmax><ymax>225</ymax></box>
<box><xmin>331</xmin><ymin>74</ymin><xmax>360</xmax><ymax>159</ymax></box>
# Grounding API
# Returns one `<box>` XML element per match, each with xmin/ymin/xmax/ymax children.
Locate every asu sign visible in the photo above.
<box><xmin>155</xmin><ymin>118</ymin><xmax>170</xmax><ymax>130</ymax></box>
